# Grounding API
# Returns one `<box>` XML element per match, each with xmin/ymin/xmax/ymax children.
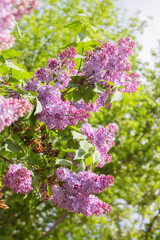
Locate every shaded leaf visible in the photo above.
<box><xmin>34</xmin><ymin>98</ymin><xmax>43</xmax><ymax>115</ymax></box>
<box><xmin>56</xmin><ymin>159</ymin><xmax>73</xmax><ymax>167</ymax></box>
<box><xmin>77</xmin><ymin>32</ymin><xmax>91</xmax><ymax>43</ymax></box>
<box><xmin>76</xmin><ymin>160</ymin><xmax>86</xmax><ymax>172</ymax></box>
<box><xmin>94</xmin><ymin>83</ymin><xmax>105</xmax><ymax>93</ymax></box>
<box><xmin>5</xmin><ymin>140</ymin><xmax>22</xmax><ymax>152</ymax></box>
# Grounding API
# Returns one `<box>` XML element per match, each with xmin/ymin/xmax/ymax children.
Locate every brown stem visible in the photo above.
<box><xmin>0</xmin><ymin>155</ymin><xmax>38</xmax><ymax>171</ymax></box>
<box><xmin>0</xmin><ymin>155</ymin><xmax>13</xmax><ymax>164</ymax></box>
<box><xmin>41</xmin><ymin>211</ymin><xmax>69</xmax><ymax>239</ymax></box>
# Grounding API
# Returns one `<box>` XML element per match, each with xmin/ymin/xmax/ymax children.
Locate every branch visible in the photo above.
<box><xmin>0</xmin><ymin>155</ymin><xmax>38</xmax><ymax>171</ymax></box>
<box><xmin>144</xmin><ymin>208</ymin><xmax>160</xmax><ymax>240</ymax></box>
<box><xmin>41</xmin><ymin>211</ymin><xmax>69</xmax><ymax>239</ymax></box>
<box><xmin>0</xmin><ymin>155</ymin><xmax>13</xmax><ymax>164</ymax></box>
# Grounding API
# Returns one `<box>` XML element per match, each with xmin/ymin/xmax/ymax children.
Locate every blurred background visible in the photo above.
<box><xmin>0</xmin><ymin>0</ymin><xmax>160</xmax><ymax>239</ymax></box>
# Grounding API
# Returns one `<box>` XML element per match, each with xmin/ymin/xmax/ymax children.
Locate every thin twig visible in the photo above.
<box><xmin>0</xmin><ymin>155</ymin><xmax>13</xmax><ymax>164</ymax></box>
<box><xmin>0</xmin><ymin>155</ymin><xmax>38</xmax><ymax>171</ymax></box>
<box><xmin>41</xmin><ymin>211</ymin><xmax>69</xmax><ymax>239</ymax></box>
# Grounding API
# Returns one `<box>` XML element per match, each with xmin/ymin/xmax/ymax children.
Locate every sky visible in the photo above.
<box><xmin>115</xmin><ymin>0</ymin><xmax>160</xmax><ymax>65</ymax></box>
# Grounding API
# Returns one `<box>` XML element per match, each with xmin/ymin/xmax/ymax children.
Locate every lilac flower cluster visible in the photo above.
<box><xmin>3</xmin><ymin>164</ymin><xmax>32</xmax><ymax>194</ymax></box>
<box><xmin>33</xmin><ymin>46</ymin><xmax>77</xmax><ymax>90</ymax></box>
<box><xmin>49</xmin><ymin>167</ymin><xmax>113</xmax><ymax>216</ymax></box>
<box><xmin>82</xmin><ymin>37</ymin><xmax>140</xmax><ymax>93</ymax></box>
<box><xmin>26</xmin><ymin>47</ymin><xmax>92</xmax><ymax>130</ymax></box>
<box><xmin>27</xmin><ymin>39</ymin><xmax>139</xmax><ymax>130</ymax></box>
<box><xmin>0</xmin><ymin>94</ymin><xmax>33</xmax><ymax>132</ymax></box>
<box><xmin>26</xmin><ymin>83</ymin><xmax>89</xmax><ymax>130</ymax></box>
<box><xmin>80</xmin><ymin>123</ymin><xmax>117</xmax><ymax>167</ymax></box>
<box><xmin>0</xmin><ymin>0</ymin><xmax>40</xmax><ymax>51</ymax></box>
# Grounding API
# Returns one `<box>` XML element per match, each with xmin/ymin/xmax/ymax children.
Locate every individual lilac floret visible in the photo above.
<box><xmin>3</xmin><ymin>164</ymin><xmax>32</xmax><ymax>195</ymax></box>
<box><xmin>80</xmin><ymin>123</ymin><xmax>117</xmax><ymax>167</ymax></box>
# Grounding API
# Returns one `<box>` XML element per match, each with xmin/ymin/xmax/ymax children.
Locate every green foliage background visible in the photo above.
<box><xmin>0</xmin><ymin>0</ymin><xmax>159</xmax><ymax>239</ymax></box>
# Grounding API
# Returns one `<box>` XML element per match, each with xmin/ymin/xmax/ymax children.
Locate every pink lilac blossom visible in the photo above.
<box><xmin>82</xmin><ymin>37</ymin><xmax>140</xmax><ymax>94</ymax></box>
<box><xmin>26</xmin><ymin>75</ymin><xmax>90</xmax><ymax>130</ymax></box>
<box><xmin>3</xmin><ymin>164</ymin><xmax>32</xmax><ymax>194</ymax></box>
<box><xmin>0</xmin><ymin>0</ymin><xmax>40</xmax><ymax>51</ymax></box>
<box><xmin>51</xmin><ymin>185</ymin><xmax>111</xmax><ymax>216</ymax></box>
<box><xmin>80</xmin><ymin>123</ymin><xmax>117</xmax><ymax>167</ymax></box>
<box><xmin>31</xmin><ymin>47</ymin><xmax>77</xmax><ymax>90</ymax></box>
<box><xmin>49</xmin><ymin>167</ymin><xmax>113</xmax><ymax>216</ymax></box>
<box><xmin>36</xmin><ymin>85</ymin><xmax>90</xmax><ymax>130</ymax></box>
<box><xmin>27</xmin><ymin>40</ymin><xmax>140</xmax><ymax>129</ymax></box>
<box><xmin>0</xmin><ymin>94</ymin><xmax>33</xmax><ymax>132</ymax></box>
<box><xmin>56</xmin><ymin>167</ymin><xmax>114</xmax><ymax>195</ymax></box>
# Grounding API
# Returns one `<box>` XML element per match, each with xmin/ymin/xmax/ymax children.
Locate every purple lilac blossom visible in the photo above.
<box><xmin>82</xmin><ymin>37</ymin><xmax>140</xmax><ymax>93</ymax></box>
<box><xmin>80</xmin><ymin>123</ymin><xmax>117</xmax><ymax>167</ymax></box>
<box><xmin>49</xmin><ymin>167</ymin><xmax>113</xmax><ymax>216</ymax></box>
<box><xmin>0</xmin><ymin>94</ymin><xmax>33</xmax><ymax>132</ymax></box>
<box><xmin>0</xmin><ymin>0</ymin><xmax>40</xmax><ymax>50</ymax></box>
<box><xmin>3</xmin><ymin>164</ymin><xmax>32</xmax><ymax>194</ymax></box>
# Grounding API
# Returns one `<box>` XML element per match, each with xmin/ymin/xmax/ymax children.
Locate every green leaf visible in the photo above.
<box><xmin>5</xmin><ymin>140</ymin><xmax>22</xmax><ymax>152</ymax></box>
<box><xmin>32</xmin><ymin>175</ymin><xmax>41</xmax><ymax>184</ymax></box>
<box><xmin>90</xmin><ymin>24</ymin><xmax>97</xmax><ymax>32</ymax></box>
<box><xmin>6</xmin><ymin>61</ymin><xmax>25</xmax><ymax>71</ymax></box>
<box><xmin>65</xmin><ymin>20</ymin><xmax>81</xmax><ymax>30</ymax></box>
<box><xmin>85</xmin><ymin>154</ymin><xmax>93</xmax><ymax>165</ymax></box>
<box><xmin>68</xmin><ymin>126</ymin><xmax>81</xmax><ymax>132</ymax></box>
<box><xmin>47</xmin><ymin>184</ymin><xmax>52</xmax><ymax>198</ymax></box>
<box><xmin>79</xmin><ymin>140</ymin><xmax>93</xmax><ymax>152</ymax></box>
<box><xmin>94</xmin><ymin>83</ymin><xmax>105</xmax><ymax>93</ymax></box>
<box><xmin>82</xmin><ymin>87</ymin><xmax>94</xmax><ymax>104</ymax></box>
<box><xmin>111</xmin><ymin>89</ymin><xmax>123</xmax><ymax>103</ymax></box>
<box><xmin>77</xmin><ymin>32</ymin><xmax>91</xmax><ymax>43</ymax></box>
<box><xmin>62</xmin><ymin>148</ymin><xmax>76</xmax><ymax>153</ymax></box>
<box><xmin>1</xmin><ymin>49</ymin><xmax>22</xmax><ymax>58</ymax></box>
<box><xmin>92</xmin><ymin>150</ymin><xmax>101</xmax><ymax>164</ymax></box>
<box><xmin>74</xmin><ymin>149</ymin><xmax>86</xmax><ymax>159</ymax></box>
<box><xmin>0</xmin><ymin>55</ymin><xmax>5</xmax><ymax>63</ymax></box>
<box><xmin>7</xmin><ymin>77</ymin><xmax>20</xmax><ymax>85</ymax></box>
<box><xmin>91</xmin><ymin>92</ymin><xmax>98</xmax><ymax>104</ymax></box>
<box><xmin>104</xmin><ymin>80</ymin><xmax>115</xmax><ymax>86</ymax></box>
<box><xmin>11</xmin><ymin>193</ymin><xmax>24</xmax><ymax>204</ymax></box>
<box><xmin>76</xmin><ymin>160</ymin><xmax>86</xmax><ymax>172</ymax></box>
<box><xmin>34</xmin><ymin>98</ymin><xmax>43</xmax><ymax>115</ymax></box>
<box><xmin>29</xmin><ymin>196</ymin><xmax>39</xmax><ymax>211</ymax></box>
<box><xmin>72</xmin><ymin>130</ymin><xmax>87</xmax><ymax>140</ymax></box>
<box><xmin>0</xmin><ymin>64</ymin><xmax>10</xmax><ymax>75</ymax></box>
<box><xmin>22</xmin><ymin>70</ymin><xmax>34</xmax><ymax>79</ymax></box>
<box><xmin>29</xmin><ymin>106</ymin><xmax>37</xmax><ymax>127</ymax></box>
<box><xmin>73</xmin><ymin>90</ymin><xmax>83</xmax><ymax>102</ymax></box>
<box><xmin>56</xmin><ymin>159</ymin><xmax>73</xmax><ymax>167</ymax></box>
<box><xmin>59</xmin><ymin>136</ymin><xmax>73</xmax><ymax>142</ymax></box>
